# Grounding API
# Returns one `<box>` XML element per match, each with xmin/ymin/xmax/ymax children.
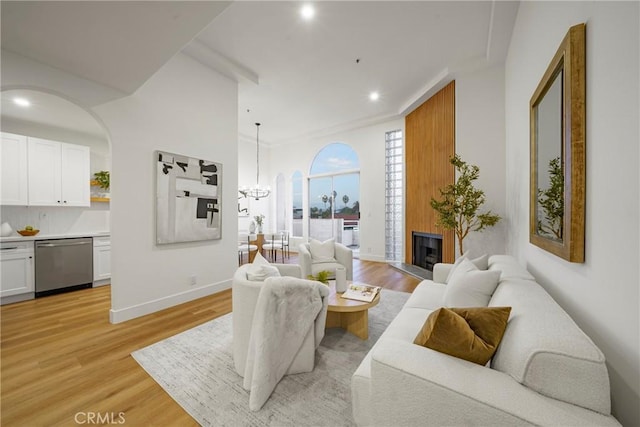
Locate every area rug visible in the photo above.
<box><xmin>131</xmin><ymin>288</ymin><xmax>410</xmax><ymax>426</ymax></box>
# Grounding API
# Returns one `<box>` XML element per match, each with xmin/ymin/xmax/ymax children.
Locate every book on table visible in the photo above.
<box><xmin>340</xmin><ymin>283</ymin><xmax>381</xmax><ymax>303</ymax></box>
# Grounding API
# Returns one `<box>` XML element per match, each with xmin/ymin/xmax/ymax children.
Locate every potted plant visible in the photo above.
<box><xmin>430</xmin><ymin>155</ymin><xmax>501</xmax><ymax>256</ymax></box>
<box><xmin>308</xmin><ymin>270</ymin><xmax>331</xmax><ymax>285</ymax></box>
<box><xmin>253</xmin><ymin>214</ymin><xmax>265</xmax><ymax>233</ymax></box>
<box><xmin>93</xmin><ymin>171</ymin><xmax>110</xmax><ymax>190</ymax></box>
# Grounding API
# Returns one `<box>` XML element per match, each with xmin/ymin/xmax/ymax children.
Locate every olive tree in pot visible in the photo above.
<box><xmin>430</xmin><ymin>155</ymin><xmax>501</xmax><ymax>257</ymax></box>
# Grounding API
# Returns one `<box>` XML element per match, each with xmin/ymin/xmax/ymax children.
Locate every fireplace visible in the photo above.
<box><xmin>412</xmin><ymin>232</ymin><xmax>443</xmax><ymax>272</ymax></box>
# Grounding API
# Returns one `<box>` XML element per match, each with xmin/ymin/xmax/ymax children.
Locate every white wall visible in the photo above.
<box><xmin>1</xmin><ymin>205</ymin><xmax>109</xmax><ymax>235</ymax></box>
<box><xmin>455</xmin><ymin>64</ymin><xmax>507</xmax><ymax>258</ymax></box>
<box><xmin>93</xmin><ymin>53</ymin><xmax>238</xmax><ymax>322</ymax></box>
<box><xmin>505</xmin><ymin>2</ymin><xmax>639</xmax><ymax>425</ymax></box>
<box><xmin>268</xmin><ymin>118</ymin><xmax>404</xmax><ymax>262</ymax></box>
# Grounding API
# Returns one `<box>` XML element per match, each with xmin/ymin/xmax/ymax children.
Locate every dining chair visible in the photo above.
<box><xmin>280</xmin><ymin>231</ymin><xmax>290</xmax><ymax>259</ymax></box>
<box><xmin>238</xmin><ymin>233</ymin><xmax>258</xmax><ymax>265</ymax></box>
<box><xmin>262</xmin><ymin>232</ymin><xmax>284</xmax><ymax>263</ymax></box>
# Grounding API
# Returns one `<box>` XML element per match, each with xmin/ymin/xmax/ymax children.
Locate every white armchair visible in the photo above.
<box><xmin>298</xmin><ymin>238</ymin><xmax>353</xmax><ymax>280</ymax></box>
<box><xmin>232</xmin><ymin>263</ymin><xmax>325</xmax><ymax>377</ymax></box>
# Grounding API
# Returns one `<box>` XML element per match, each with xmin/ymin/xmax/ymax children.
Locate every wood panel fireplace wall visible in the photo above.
<box><xmin>405</xmin><ymin>81</ymin><xmax>456</xmax><ymax>264</ymax></box>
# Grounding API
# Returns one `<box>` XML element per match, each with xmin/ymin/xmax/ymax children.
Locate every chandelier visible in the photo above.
<box><xmin>239</xmin><ymin>122</ymin><xmax>270</xmax><ymax>200</ymax></box>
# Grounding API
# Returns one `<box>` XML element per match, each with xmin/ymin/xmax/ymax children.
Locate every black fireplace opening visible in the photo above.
<box><xmin>412</xmin><ymin>232</ymin><xmax>443</xmax><ymax>272</ymax></box>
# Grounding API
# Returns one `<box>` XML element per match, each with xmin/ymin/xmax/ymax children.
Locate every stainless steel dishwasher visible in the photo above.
<box><xmin>35</xmin><ymin>238</ymin><xmax>93</xmax><ymax>297</ymax></box>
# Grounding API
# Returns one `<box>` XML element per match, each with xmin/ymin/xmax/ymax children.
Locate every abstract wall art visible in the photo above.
<box><xmin>156</xmin><ymin>151</ymin><xmax>222</xmax><ymax>244</ymax></box>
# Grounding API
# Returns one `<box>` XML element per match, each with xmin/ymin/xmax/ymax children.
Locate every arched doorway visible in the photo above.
<box><xmin>0</xmin><ymin>88</ymin><xmax>112</xmax><ymax>301</ymax></box>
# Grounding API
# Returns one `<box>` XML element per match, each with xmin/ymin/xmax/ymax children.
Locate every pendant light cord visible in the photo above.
<box><xmin>239</xmin><ymin>122</ymin><xmax>268</xmax><ymax>200</ymax></box>
<box><xmin>255</xmin><ymin>122</ymin><xmax>261</xmax><ymax>186</ymax></box>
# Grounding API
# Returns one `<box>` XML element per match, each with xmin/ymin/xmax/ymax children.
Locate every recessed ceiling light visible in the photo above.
<box><xmin>369</xmin><ymin>92</ymin><xmax>380</xmax><ymax>101</ymax></box>
<box><xmin>300</xmin><ymin>4</ymin><xmax>315</xmax><ymax>21</ymax></box>
<box><xmin>13</xmin><ymin>97</ymin><xmax>30</xmax><ymax>107</ymax></box>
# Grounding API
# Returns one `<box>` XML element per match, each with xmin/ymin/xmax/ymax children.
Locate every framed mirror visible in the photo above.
<box><xmin>530</xmin><ymin>23</ymin><xmax>586</xmax><ymax>262</ymax></box>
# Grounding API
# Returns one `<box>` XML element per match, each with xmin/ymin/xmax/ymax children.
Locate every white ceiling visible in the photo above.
<box><xmin>193</xmin><ymin>1</ymin><xmax>519</xmax><ymax>144</ymax></box>
<box><xmin>0</xmin><ymin>1</ymin><xmax>519</xmax><ymax>146</ymax></box>
<box><xmin>1</xmin><ymin>1</ymin><xmax>231</xmax><ymax>94</ymax></box>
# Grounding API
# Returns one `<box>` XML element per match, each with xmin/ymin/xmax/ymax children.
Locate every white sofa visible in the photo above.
<box><xmin>351</xmin><ymin>255</ymin><xmax>620</xmax><ymax>426</ymax></box>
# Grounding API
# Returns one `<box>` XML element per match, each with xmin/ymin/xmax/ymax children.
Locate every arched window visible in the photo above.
<box><xmin>308</xmin><ymin>143</ymin><xmax>360</xmax><ymax>250</ymax></box>
<box><xmin>291</xmin><ymin>171</ymin><xmax>303</xmax><ymax>237</ymax></box>
<box><xmin>310</xmin><ymin>142</ymin><xmax>360</xmax><ymax>175</ymax></box>
<box><xmin>275</xmin><ymin>173</ymin><xmax>286</xmax><ymax>233</ymax></box>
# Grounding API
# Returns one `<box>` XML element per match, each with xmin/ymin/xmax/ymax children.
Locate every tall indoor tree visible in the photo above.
<box><xmin>430</xmin><ymin>155</ymin><xmax>501</xmax><ymax>256</ymax></box>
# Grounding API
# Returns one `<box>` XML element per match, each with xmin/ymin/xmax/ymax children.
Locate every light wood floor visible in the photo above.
<box><xmin>0</xmin><ymin>256</ymin><xmax>420</xmax><ymax>426</ymax></box>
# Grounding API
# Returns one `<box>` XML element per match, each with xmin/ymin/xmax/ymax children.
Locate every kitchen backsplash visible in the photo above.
<box><xmin>0</xmin><ymin>204</ymin><xmax>109</xmax><ymax>235</ymax></box>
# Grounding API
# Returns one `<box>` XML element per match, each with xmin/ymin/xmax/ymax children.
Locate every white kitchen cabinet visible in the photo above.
<box><xmin>28</xmin><ymin>137</ymin><xmax>90</xmax><ymax>206</ymax></box>
<box><xmin>0</xmin><ymin>132</ymin><xmax>29</xmax><ymax>205</ymax></box>
<box><xmin>0</xmin><ymin>242</ymin><xmax>35</xmax><ymax>303</ymax></box>
<box><xmin>93</xmin><ymin>237</ymin><xmax>111</xmax><ymax>286</ymax></box>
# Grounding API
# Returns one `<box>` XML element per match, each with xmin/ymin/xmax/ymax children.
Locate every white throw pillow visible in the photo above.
<box><xmin>445</xmin><ymin>253</ymin><xmax>468</xmax><ymax>284</ymax></box>
<box><xmin>309</xmin><ymin>238</ymin><xmax>336</xmax><ymax>263</ymax></box>
<box><xmin>443</xmin><ymin>258</ymin><xmax>500</xmax><ymax>307</ymax></box>
<box><xmin>246</xmin><ymin>252</ymin><xmax>281</xmax><ymax>281</ymax></box>
<box><xmin>470</xmin><ymin>253</ymin><xmax>489</xmax><ymax>270</ymax></box>
<box><xmin>445</xmin><ymin>253</ymin><xmax>489</xmax><ymax>284</ymax></box>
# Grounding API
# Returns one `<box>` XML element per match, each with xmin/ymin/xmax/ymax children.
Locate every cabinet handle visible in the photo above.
<box><xmin>63</xmin><ymin>201</ymin><xmax>67</xmax><ymax>204</ymax></box>
<box><xmin>38</xmin><ymin>241</ymin><xmax>89</xmax><ymax>247</ymax></box>
<box><xmin>57</xmin><ymin>200</ymin><xmax>61</xmax><ymax>203</ymax></box>
<box><xmin>29</xmin><ymin>256</ymin><xmax>33</xmax><ymax>259</ymax></box>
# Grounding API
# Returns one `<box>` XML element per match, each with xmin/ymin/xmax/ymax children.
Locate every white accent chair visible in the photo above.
<box><xmin>232</xmin><ymin>263</ymin><xmax>327</xmax><ymax>377</ymax></box>
<box><xmin>298</xmin><ymin>238</ymin><xmax>353</xmax><ymax>280</ymax></box>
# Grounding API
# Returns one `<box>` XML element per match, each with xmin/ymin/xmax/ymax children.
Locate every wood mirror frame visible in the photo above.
<box><xmin>530</xmin><ymin>23</ymin><xmax>586</xmax><ymax>262</ymax></box>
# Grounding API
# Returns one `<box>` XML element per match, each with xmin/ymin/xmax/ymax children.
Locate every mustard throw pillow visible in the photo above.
<box><xmin>414</xmin><ymin>306</ymin><xmax>512</xmax><ymax>365</ymax></box>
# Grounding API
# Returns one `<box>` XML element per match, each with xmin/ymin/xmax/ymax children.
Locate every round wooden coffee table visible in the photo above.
<box><xmin>325</xmin><ymin>281</ymin><xmax>380</xmax><ymax>340</ymax></box>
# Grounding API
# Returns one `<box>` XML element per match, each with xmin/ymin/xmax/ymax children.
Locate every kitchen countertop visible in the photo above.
<box><xmin>0</xmin><ymin>231</ymin><xmax>110</xmax><ymax>243</ymax></box>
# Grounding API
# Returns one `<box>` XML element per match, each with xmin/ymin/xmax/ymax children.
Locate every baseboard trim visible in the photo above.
<box><xmin>357</xmin><ymin>254</ymin><xmax>386</xmax><ymax>262</ymax></box>
<box><xmin>109</xmin><ymin>279</ymin><xmax>232</xmax><ymax>324</ymax></box>
<box><xmin>93</xmin><ymin>279</ymin><xmax>110</xmax><ymax>288</ymax></box>
<box><xmin>1</xmin><ymin>292</ymin><xmax>35</xmax><ymax>305</ymax></box>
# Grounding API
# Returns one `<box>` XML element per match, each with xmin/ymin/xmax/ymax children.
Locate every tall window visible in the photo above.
<box><xmin>385</xmin><ymin>130</ymin><xmax>403</xmax><ymax>261</ymax></box>
<box><xmin>275</xmin><ymin>173</ymin><xmax>286</xmax><ymax>233</ymax></box>
<box><xmin>291</xmin><ymin>171</ymin><xmax>303</xmax><ymax>237</ymax></box>
<box><xmin>308</xmin><ymin>143</ymin><xmax>360</xmax><ymax>249</ymax></box>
